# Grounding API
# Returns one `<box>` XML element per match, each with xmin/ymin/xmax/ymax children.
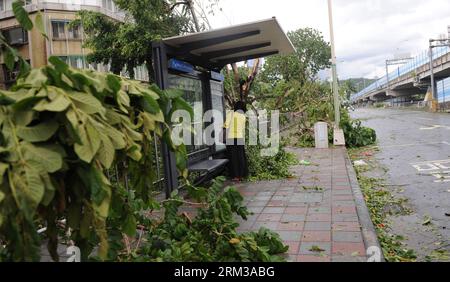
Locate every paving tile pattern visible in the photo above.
<box><xmin>234</xmin><ymin>148</ymin><xmax>368</xmax><ymax>262</ymax></box>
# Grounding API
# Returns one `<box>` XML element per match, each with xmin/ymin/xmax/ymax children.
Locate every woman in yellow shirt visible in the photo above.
<box><xmin>224</xmin><ymin>101</ymin><xmax>248</xmax><ymax>181</ymax></box>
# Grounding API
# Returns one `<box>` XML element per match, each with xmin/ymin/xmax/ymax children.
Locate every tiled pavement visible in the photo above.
<box><xmin>233</xmin><ymin>147</ymin><xmax>371</xmax><ymax>262</ymax></box>
<box><xmin>40</xmin><ymin>147</ymin><xmax>375</xmax><ymax>262</ymax></box>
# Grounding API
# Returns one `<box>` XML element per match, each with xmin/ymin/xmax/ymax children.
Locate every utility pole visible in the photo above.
<box><xmin>429</xmin><ymin>41</ymin><xmax>436</xmax><ymax>101</ymax></box>
<box><xmin>327</xmin><ymin>0</ymin><xmax>340</xmax><ymax>128</ymax></box>
<box><xmin>385</xmin><ymin>60</ymin><xmax>390</xmax><ymax>94</ymax></box>
<box><xmin>385</xmin><ymin>57</ymin><xmax>413</xmax><ymax>96</ymax></box>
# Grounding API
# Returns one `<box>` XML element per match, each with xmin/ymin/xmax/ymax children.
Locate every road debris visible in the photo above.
<box><xmin>422</xmin><ymin>215</ymin><xmax>432</xmax><ymax>226</ymax></box>
<box><xmin>299</xmin><ymin>160</ymin><xmax>311</xmax><ymax>166</ymax></box>
<box><xmin>354</xmin><ymin>160</ymin><xmax>368</xmax><ymax>167</ymax></box>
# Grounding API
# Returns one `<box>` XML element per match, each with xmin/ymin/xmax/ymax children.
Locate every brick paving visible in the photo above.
<box><xmin>233</xmin><ymin>147</ymin><xmax>369</xmax><ymax>262</ymax></box>
<box><xmin>40</xmin><ymin>147</ymin><xmax>373</xmax><ymax>262</ymax></box>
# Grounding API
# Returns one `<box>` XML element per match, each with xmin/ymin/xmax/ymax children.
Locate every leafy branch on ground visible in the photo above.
<box><xmin>349</xmin><ymin>147</ymin><xmax>417</xmax><ymax>262</ymax></box>
<box><xmin>124</xmin><ymin>177</ymin><xmax>288</xmax><ymax>262</ymax></box>
<box><xmin>246</xmin><ymin>145</ymin><xmax>298</xmax><ymax>181</ymax></box>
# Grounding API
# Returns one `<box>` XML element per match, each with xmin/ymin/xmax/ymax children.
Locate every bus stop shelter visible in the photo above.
<box><xmin>152</xmin><ymin>17</ymin><xmax>295</xmax><ymax>198</ymax></box>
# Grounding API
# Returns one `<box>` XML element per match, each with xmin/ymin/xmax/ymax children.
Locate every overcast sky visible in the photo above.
<box><xmin>203</xmin><ymin>0</ymin><xmax>450</xmax><ymax>80</ymax></box>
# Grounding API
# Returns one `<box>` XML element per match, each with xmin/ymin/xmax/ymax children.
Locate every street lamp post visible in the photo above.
<box><xmin>327</xmin><ymin>0</ymin><xmax>345</xmax><ymax>146</ymax></box>
<box><xmin>327</xmin><ymin>0</ymin><xmax>340</xmax><ymax>128</ymax></box>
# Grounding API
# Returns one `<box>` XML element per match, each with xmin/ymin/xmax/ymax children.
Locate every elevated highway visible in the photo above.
<box><xmin>351</xmin><ymin>46</ymin><xmax>450</xmax><ymax>104</ymax></box>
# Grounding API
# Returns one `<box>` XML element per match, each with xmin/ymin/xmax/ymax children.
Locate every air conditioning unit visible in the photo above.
<box><xmin>3</xmin><ymin>27</ymin><xmax>28</xmax><ymax>46</ymax></box>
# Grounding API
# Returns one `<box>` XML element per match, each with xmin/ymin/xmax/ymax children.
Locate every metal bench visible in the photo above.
<box><xmin>189</xmin><ymin>159</ymin><xmax>229</xmax><ymax>185</ymax></box>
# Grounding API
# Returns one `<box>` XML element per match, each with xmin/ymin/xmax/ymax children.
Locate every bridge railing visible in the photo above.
<box><xmin>351</xmin><ymin>46</ymin><xmax>450</xmax><ymax>102</ymax></box>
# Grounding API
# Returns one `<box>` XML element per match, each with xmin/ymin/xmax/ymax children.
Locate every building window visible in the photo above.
<box><xmin>52</xmin><ymin>21</ymin><xmax>81</xmax><ymax>40</ymax></box>
<box><xmin>102</xmin><ymin>0</ymin><xmax>115</xmax><ymax>11</ymax></box>
<box><xmin>52</xmin><ymin>21</ymin><xmax>66</xmax><ymax>39</ymax></box>
<box><xmin>0</xmin><ymin>0</ymin><xmax>31</xmax><ymax>12</ymax></box>
<box><xmin>2</xmin><ymin>60</ymin><xmax>30</xmax><ymax>87</ymax></box>
<box><xmin>58</xmin><ymin>56</ymin><xmax>85</xmax><ymax>69</ymax></box>
<box><xmin>68</xmin><ymin>24</ymin><xmax>81</xmax><ymax>39</ymax></box>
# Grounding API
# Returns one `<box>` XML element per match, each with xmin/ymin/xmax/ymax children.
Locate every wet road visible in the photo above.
<box><xmin>351</xmin><ymin>108</ymin><xmax>450</xmax><ymax>260</ymax></box>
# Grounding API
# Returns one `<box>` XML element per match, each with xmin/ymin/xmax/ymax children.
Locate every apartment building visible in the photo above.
<box><xmin>0</xmin><ymin>0</ymin><xmax>148</xmax><ymax>88</ymax></box>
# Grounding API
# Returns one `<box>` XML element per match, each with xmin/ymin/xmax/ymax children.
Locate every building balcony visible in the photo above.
<box><xmin>0</xmin><ymin>0</ymin><xmax>126</xmax><ymax>22</ymax></box>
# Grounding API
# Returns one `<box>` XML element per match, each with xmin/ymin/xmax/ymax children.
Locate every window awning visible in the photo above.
<box><xmin>161</xmin><ymin>17</ymin><xmax>295</xmax><ymax>71</ymax></box>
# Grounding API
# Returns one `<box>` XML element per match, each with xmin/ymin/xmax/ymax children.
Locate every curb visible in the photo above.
<box><xmin>344</xmin><ymin>148</ymin><xmax>385</xmax><ymax>262</ymax></box>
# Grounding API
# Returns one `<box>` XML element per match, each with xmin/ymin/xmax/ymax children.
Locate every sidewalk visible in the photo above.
<box><xmin>40</xmin><ymin>147</ymin><xmax>380</xmax><ymax>262</ymax></box>
<box><xmin>233</xmin><ymin>147</ymin><xmax>381</xmax><ymax>262</ymax></box>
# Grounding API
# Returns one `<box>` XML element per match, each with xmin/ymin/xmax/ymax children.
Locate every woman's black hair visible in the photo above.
<box><xmin>234</xmin><ymin>101</ymin><xmax>247</xmax><ymax>112</ymax></box>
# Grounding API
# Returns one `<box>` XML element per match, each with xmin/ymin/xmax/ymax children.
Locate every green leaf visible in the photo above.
<box><xmin>173</xmin><ymin>97</ymin><xmax>194</xmax><ymax>119</ymax></box>
<box><xmin>21</xmin><ymin>69</ymin><xmax>48</xmax><ymax>88</ymax></box>
<box><xmin>34</xmin><ymin>11</ymin><xmax>48</xmax><ymax>39</ymax></box>
<box><xmin>12</xmin><ymin>96</ymin><xmax>43</xmax><ymax>111</ymax></box>
<box><xmin>175</xmin><ymin>145</ymin><xmax>188</xmax><ymax>171</ymax></box>
<box><xmin>116</xmin><ymin>91</ymin><xmax>130</xmax><ymax>113</ymax></box>
<box><xmin>4</xmin><ymin>47</ymin><xmax>17</xmax><ymax>71</ymax></box>
<box><xmin>0</xmin><ymin>163</ymin><xmax>8</xmax><ymax>184</ymax></box>
<box><xmin>12</xmin><ymin>1</ymin><xmax>33</xmax><ymax>31</ymax></box>
<box><xmin>40</xmin><ymin>173</ymin><xmax>55</xmax><ymax>206</ymax></box>
<box><xmin>96</xmin><ymin>133</ymin><xmax>115</xmax><ymax>169</ymax></box>
<box><xmin>0</xmin><ymin>92</ymin><xmax>16</xmax><ymax>105</ymax></box>
<box><xmin>25</xmin><ymin>167</ymin><xmax>45</xmax><ymax>206</ymax></box>
<box><xmin>141</xmin><ymin>93</ymin><xmax>160</xmax><ymax>114</ymax></box>
<box><xmin>17</xmin><ymin>120</ymin><xmax>59</xmax><ymax>142</ymax></box>
<box><xmin>23</xmin><ymin>143</ymin><xmax>64</xmax><ymax>173</ymax></box>
<box><xmin>13</xmin><ymin>110</ymin><xmax>34</xmax><ymax>126</ymax></box>
<box><xmin>18</xmin><ymin>57</ymin><xmax>31</xmax><ymax>78</ymax></box>
<box><xmin>122</xmin><ymin>215</ymin><xmax>137</xmax><ymax>237</ymax></box>
<box><xmin>75</xmin><ymin>123</ymin><xmax>101</xmax><ymax>163</ymax></box>
<box><xmin>106</xmin><ymin>74</ymin><xmax>121</xmax><ymax>93</ymax></box>
<box><xmin>68</xmin><ymin>91</ymin><xmax>106</xmax><ymax>116</ymax></box>
<box><xmin>93</xmin><ymin>186</ymin><xmax>111</xmax><ymax>219</ymax></box>
<box><xmin>422</xmin><ymin>215</ymin><xmax>432</xmax><ymax>226</ymax></box>
<box><xmin>88</xmin><ymin>166</ymin><xmax>108</xmax><ymax>205</ymax></box>
<box><xmin>48</xmin><ymin>56</ymin><xmax>69</xmax><ymax>73</ymax></box>
<box><xmin>0</xmin><ymin>190</ymin><xmax>5</xmax><ymax>203</ymax></box>
<box><xmin>127</xmin><ymin>145</ymin><xmax>142</xmax><ymax>162</ymax></box>
<box><xmin>103</xmin><ymin>126</ymin><xmax>126</xmax><ymax>150</ymax></box>
<box><xmin>141</xmin><ymin>111</ymin><xmax>165</xmax><ymax>132</ymax></box>
<box><xmin>165</xmin><ymin>89</ymin><xmax>183</xmax><ymax>99</ymax></box>
<box><xmin>34</xmin><ymin>95</ymin><xmax>71</xmax><ymax>112</ymax></box>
